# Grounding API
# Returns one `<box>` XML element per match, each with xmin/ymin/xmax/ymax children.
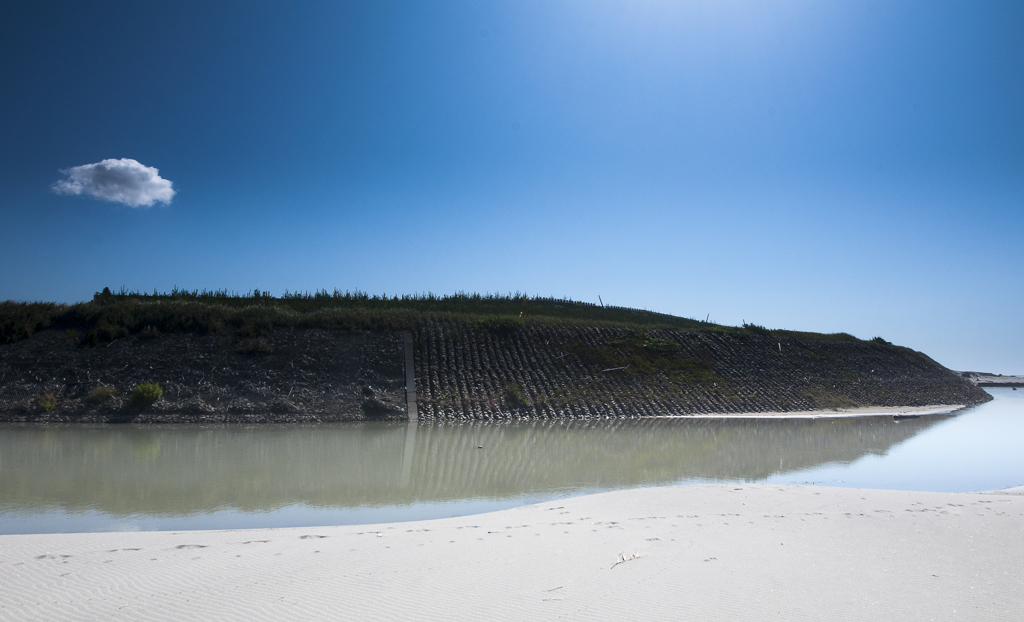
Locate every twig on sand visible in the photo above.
<box><xmin>611</xmin><ymin>551</ymin><xmax>641</xmax><ymax>569</ymax></box>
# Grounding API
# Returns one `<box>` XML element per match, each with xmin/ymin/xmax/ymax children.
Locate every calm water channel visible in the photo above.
<box><xmin>1</xmin><ymin>388</ymin><xmax>1020</xmax><ymax>534</ymax></box>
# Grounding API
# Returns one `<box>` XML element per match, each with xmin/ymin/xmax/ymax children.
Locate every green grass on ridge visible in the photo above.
<box><xmin>0</xmin><ymin>287</ymin><xmax>868</xmax><ymax>346</ymax></box>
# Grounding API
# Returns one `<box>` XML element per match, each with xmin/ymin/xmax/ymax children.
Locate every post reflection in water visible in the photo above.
<box><xmin>1</xmin><ymin>414</ymin><xmax>945</xmax><ymax>521</ymax></box>
<box><xmin>399</xmin><ymin>419</ymin><xmax>417</xmax><ymax>489</ymax></box>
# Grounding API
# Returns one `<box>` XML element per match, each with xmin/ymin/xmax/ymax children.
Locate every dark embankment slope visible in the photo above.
<box><xmin>414</xmin><ymin>320</ymin><xmax>988</xmax><ymax>419</ymax></box>
<box><xmin>0</xmin><ymin>291</ymin><xmax>990</xmax><ymax>422</ymax></box>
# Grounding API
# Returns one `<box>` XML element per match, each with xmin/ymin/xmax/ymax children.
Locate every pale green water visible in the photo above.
<box><xmin>1</xmin><ymin>388</ymin><xmax>1020</xmax><ymax>533</ymax></box>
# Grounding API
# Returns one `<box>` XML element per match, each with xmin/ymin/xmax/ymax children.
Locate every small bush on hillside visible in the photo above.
<box><xmin>361</xmin><ymin>398</ymin><xmax>404</xmax><ymax>420</ymax></box>
<box><xmin>231</xmin><ymin>311</ymin><xmax>274</xmax><ymax>339</ymax></box>
<box><xmin>742</xmin><ymin>322</ymin><xmax>772</xmax><ymax>336</ymax></box>
<box><xmin>131</xmin><ymin>383</ymin><xmax>163</xmax><ymax>406</ymax></box>
<box><xmin>86</xmin><ymin>322</ymin><xmax>129</xmax><ymax>346</ymax></box>
<box><xmin>502</xmin><ymin>384</ymin><xmax>531</xmax><ymax>409</ymax></box>
<box><xmin>614</xmin><ymin>330</ymin><xmax>681</xmax><ymax>353</ymax></box>
<box><xmin>0</xmin><ymin>302</ymin><xmax>64</xmax><ymax>343</ymax></box>
<box><xmin>88</xmin><ymin>386</ymin><xmax>117</xmax><ymax>403</ymax></box>
<box><xmin>36</xmin><ymin>393</ymin><xmax>58</xmax><ymax>412</ymax></box>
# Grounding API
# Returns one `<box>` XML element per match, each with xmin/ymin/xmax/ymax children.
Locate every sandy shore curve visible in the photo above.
<box><xmin>660</xmin><ymin>403</ymin><xmax>967</xmax><ymax>418</ymax></box>
<box><xmin>2</xmin><ymin>484</ymin><xmax>1022</xmax><ymax>621</ymax></box>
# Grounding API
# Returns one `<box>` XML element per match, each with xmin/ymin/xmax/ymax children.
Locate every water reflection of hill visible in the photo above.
<box><xmin>0</xmin><ymin>416</ymin><xmax>948</xmax><ymax>516</ymax></box>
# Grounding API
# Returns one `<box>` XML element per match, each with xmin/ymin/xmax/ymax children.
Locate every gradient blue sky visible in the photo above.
<box><xmin>1</xmin><ymin>0</ymin><xmax>1021</xmax><ymax>373</ymax></box>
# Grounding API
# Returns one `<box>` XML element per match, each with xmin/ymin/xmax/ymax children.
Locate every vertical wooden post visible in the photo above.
<box><xmin>403</xmin><ymin>330</ymin><xmax>418</xmax><ymax>421</ymax></box>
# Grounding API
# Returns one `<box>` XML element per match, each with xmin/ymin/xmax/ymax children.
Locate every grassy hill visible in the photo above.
<box><xmin>1</xmin><ymin>287</ymin><xmax>860</xmax><ymax>347</ymax></box>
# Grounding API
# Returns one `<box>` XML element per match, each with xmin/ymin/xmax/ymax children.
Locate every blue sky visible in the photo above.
<box><xmin>1</xmin><ymin>0</ymin><xmax>1021</xmax><ymax>373</ymax></box>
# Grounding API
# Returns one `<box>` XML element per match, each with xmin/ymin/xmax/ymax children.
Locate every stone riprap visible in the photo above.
<box><xmin>0</xmin><ymin>327</ymin><xmax>405</xmax><ymax>423</ymax></box>
<box><xmin>414</xmin><ymin>320</ymin><xmax>990</xmax><ymax>419</ymax></box>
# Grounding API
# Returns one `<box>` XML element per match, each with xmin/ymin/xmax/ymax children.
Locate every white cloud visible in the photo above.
<box><xmin>52</xmin><ymin>158</ymin><xmax>176</xmax><ymax>207</ymax></box>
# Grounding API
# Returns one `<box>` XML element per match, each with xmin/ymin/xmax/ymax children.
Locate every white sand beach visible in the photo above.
<box><xmin>2</xmin><ymin>484</ymin><xmax>1022</xmax><ymax>621</ymax></box>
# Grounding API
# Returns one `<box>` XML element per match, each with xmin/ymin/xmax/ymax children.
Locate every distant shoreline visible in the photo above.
<box><xmin>961</xmin><ymin>372</ymin><xmax>1024</xmax><ymax>388</ymax></box>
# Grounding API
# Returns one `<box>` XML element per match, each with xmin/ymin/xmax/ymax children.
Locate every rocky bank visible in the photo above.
<box><xmin>0</xmin><ymin>320</ymin><xmax>990</xmax><ymax>423</ymax></box>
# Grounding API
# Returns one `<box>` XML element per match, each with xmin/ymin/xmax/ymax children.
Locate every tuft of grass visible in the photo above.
<box><xmin>742</xmin><ymin>322</ymin><xmax>772</xmax><ymax>336</ymax></box>
<box><xmin>477</xmin><ymin>316</ymin><xmax>524</xmax><ymax>338</ymax></box>
<box><xmin>502</xmin><ymin>384</ymin><xmax>531</xmax><ymax>409</ymax></box>
<box><xmin>236</xmin><ymin>338</ymin><xmax>273</xmax><ymax>354</ymax></box>
<box><xmin>130</xmin><ymin>383</ymin><xmax>163</xmax><ymax>407</ymax></box>
<box><xmin>361</xmin><ymin>398</ymin><xmax>403</xmax><ymax>420</ymax></box>
<box><xmin>568</xmin><ymin>330</ymin><xmax>717</xmax><ymax>384</ymax></box>
<box><xmin>88</xmin><ymin>386</ymin><xmax>117</xmax><ymax>403</ymax></box>
<box><xmin>611</xmin><ymin>330</ymin><xmax>681</xmax><ymax>353</ymax></box>
<box><xmin>36</xmin><ymin>393</ymin><xmax>58</xmax><ymax>412</ymax></box>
